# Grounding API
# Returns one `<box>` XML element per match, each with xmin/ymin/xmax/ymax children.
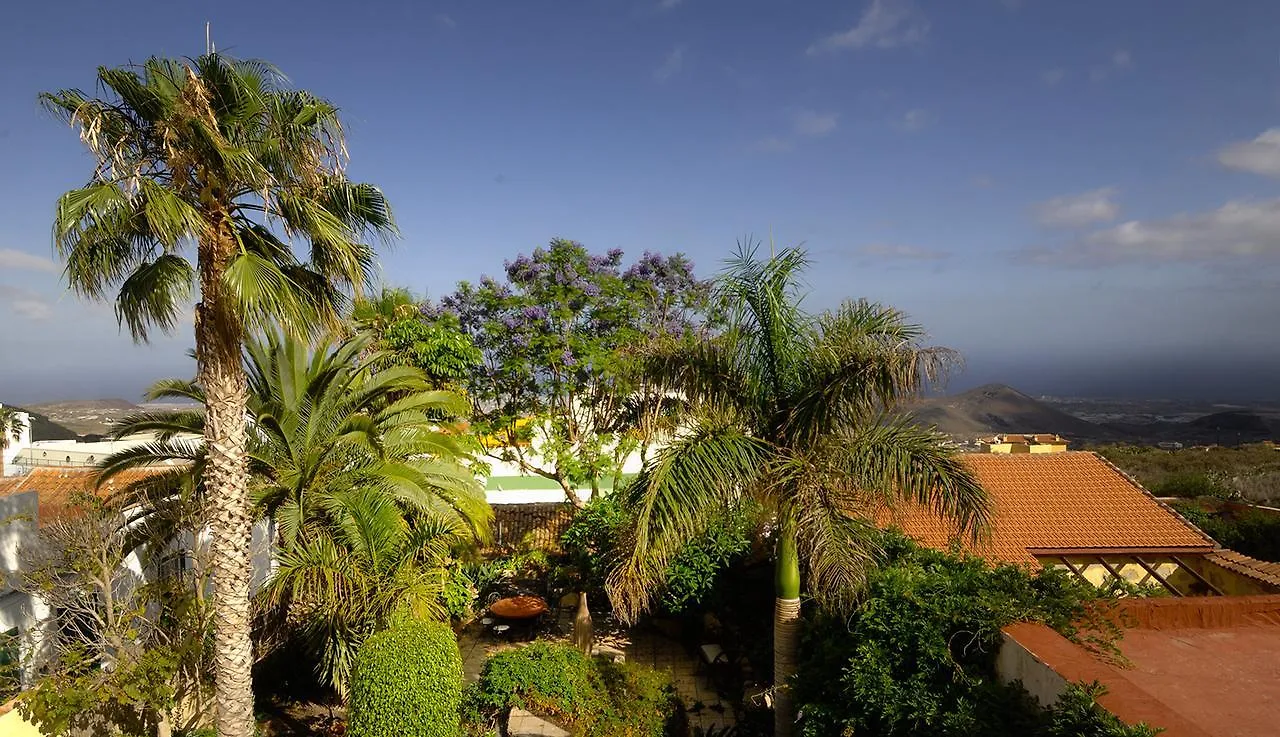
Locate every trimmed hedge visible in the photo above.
<box><xmin>348</xmin><ymin>619</ymin><xmax>464</xmax><ymax>737</ymax></box>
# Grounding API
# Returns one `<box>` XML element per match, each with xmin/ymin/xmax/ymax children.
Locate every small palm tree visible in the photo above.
<box><xmin>45</xmin><ymin>54</ymin><xmax>395</xmax><ymax>737</ymax></box>
<box><xmin>606</xmin><ymin>245</ymin><xmax>991</xmax><ymax>737</ymax></box>
<box><xmin>103</xmin><ymin>330</ymin><xmax>490</xmax><ymax>693</ymax></box>
<box><xmin>0</xmin><ymin>405</ymin><xmax>25</xmax><ymax>475</ymax></box>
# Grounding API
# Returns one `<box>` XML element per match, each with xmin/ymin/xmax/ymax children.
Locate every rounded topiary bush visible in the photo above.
<box><xmin>348</xmin><ymin>619</ymin><xmax>463</xmax><ymax>737</ymax></box>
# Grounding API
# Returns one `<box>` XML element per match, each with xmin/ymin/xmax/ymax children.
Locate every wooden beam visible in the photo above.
<box><xmin>1057</xmin><ymin>557</ymin><xmax>1093</xmax><ymax>586</ymax></box>
<box><xmin>1171</xmin><ymin>555</ymin><xmax>1226</xmax><ymax>597</ymax></box>
<box><xmin>1096</xmin><ymin>556</ymin><xmax>1128</xmax><ymax>588</ymax></box>
<box><xmin>1130</xmin><ymin>556</ymin><xmax>1184</xmax><ymax>597</ymax></box>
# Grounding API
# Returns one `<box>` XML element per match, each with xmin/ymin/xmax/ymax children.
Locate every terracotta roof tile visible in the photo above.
<box><xmin>1204</xmin><ymin>550</ymin><xmax>1280</xmax><ymax>589</ymax></box>
<box><xmin>0</xmin><ymin>467</ymin><xmax>173</xmax><ymax>526</ymax></box>
<box><xmin>883</xmin><ymin>452</ymin><xmax>1216</xmax><ymax>563</ymax></box>
<box><xmin>488</xmin><ymin>502</ymin><xmax>575</xmax><ymax>553</ymax></box>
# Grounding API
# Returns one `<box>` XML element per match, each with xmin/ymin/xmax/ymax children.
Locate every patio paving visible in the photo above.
<box><xmin>459</xmin><ymin>609</ymin><xmax>738</xmax><ymax>733</ymax></box>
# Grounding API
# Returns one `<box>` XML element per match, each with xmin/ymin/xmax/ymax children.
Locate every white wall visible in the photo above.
<box><xmin>0</xmin><ymin>490</ymin><xmax>48</xmax><ymax>684</ymax></box>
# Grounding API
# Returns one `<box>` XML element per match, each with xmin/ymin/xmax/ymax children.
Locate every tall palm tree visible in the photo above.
<box><xmin>606</xmin><ymin>245</ymin><xmax>991</xmax><ymax>737</ymax></box>
<box><xmin>102</xmin><ymin>330</ymin><xmax>490</xmax><ymax>694</ymax></box>
<box><xmin>44</xmin><ymin>53</ymin><xmax>395</xmax><ymax>736</ymax></box>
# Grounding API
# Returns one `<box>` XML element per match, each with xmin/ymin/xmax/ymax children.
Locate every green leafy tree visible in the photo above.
<box><xmin>102</xmin><ymin>331</ymin><xmax>490</xmax><ymax>694</ymax></box>
<box><xmin>425</xmin><ymin>240</ymin><xmax>713</xmax><ymax>505</ymax></box>
<box><xmin>606</xmin><ymin>244</ymin><xmax>990</xmax><ymax>737</ymax></box>
<box><xmin>44</xmin><ymin>53</ymin><xmax>395</xmax><ymax>737</ymax></box>
<box><xmin>353</xmin><ymin>287</ymin><xmax>482</xmax><ymax>387</ymax></box>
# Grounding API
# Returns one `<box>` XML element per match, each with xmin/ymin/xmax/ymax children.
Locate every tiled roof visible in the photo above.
<box><xmin>0</xmin><ymin>467</ymin><xmax>174</xmax><ymax>526</ymax></box>
<box><xmin>488</xmin><ymin>502</ymin><xmax>575</xmax><ymax>553</ymax></box>
<box><xmin>882</xmin><ymin>452</ymin><xmax>1216</xmax><ymax>563</ymax></box>
<box><xmin>1204</xmin><ymin>549</ymin><xmax>1280</xmax><ymax>590</ymax></box>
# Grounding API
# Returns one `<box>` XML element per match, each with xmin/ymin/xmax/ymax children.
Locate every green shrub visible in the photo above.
<box><xmin>348</xmin><ymin>619</ymin><xmax>464</xmax><ymax>737</ymax></box>
<box><xmin>443</xmin><ymin>564</ymin><xmax>479</xmax><ymax>620</ymax></box>
<box><xmin>561</xmin><ymin>494</ymin><xmax>755</xmax><ymax>614</ymax></box>
<box><xmin>795</xmin><ymin>533</ymin><xmax>1128</xmax><ymax>737</ymax></box>
<box><xmin>467</xmin><ymin>642</ymin><xmax>679</xmax><ymax>737</ymax></box>
<box><xmin>1046</xmin><ymin>683</ymin><xmax>1162</xmax><ymax>737</ymax></box>
<box><xmin>1171</xmin><ymin>501</ymin><xmax>1280</xmax><ymax>562</ymax></box>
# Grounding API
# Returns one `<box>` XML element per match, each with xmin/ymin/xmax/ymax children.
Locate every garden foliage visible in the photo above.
<box><xmin>794</xmin><ymin>533</ymin><xmax>1149</xmax><ymax>737</ymax></box>
<box><xmin>561</xmin><ymin>495</ymin><xmax>755</xmax><ymax>613</ymax></box>
<box><xmin>465</xmin><ymin>642</ymin><xmax>680</xmax><ymax>737</ymax></box>
<box><xmin>1172</xmin><ymin>501</ymin><xmax>1280</xmax><ymax>562</ymax></box>
<box><xmin>348</xmin><ymin>619</ymin><xmax>464</xmax><ymax>737</ymax></box>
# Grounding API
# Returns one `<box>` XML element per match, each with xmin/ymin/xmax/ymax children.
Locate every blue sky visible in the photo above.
<box><xmin>2</xmin><ymin>0</ymin><xmax>1279</xmax><ymax>403</ymax></box>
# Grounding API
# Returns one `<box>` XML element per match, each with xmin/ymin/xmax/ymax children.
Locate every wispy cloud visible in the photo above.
<box><xmin>1218</xmin><ymin>128</ymin><xmax>1280</xmax><ymax>178</ymax></box>
<box><xmin>654</xmin><ymin>46</ymin><xmax>685</xmax><ymax>82</ymax></box>
<box><xmin>807</xmin><ymin>0</ymin><xmax>929</xmax><ymax>55</ymax></box>
<box><xmin>1041</xmin><ymin>67</ymin><xmax>1067</xmax><ymax>86</ymax></box>
<box><xmin>1090</xmin><ymin>49</ymin><xmax>1134</xmax><ymax>81</ymax></box>
<box><xmin>0</xmin><ymin>248</ymin><xmax>59</xmax><ymax>274</ymax></box>
<box><xmin>658</xmin><ymin>0</ymin><xmax>684</xmax><ymax>9</ymax></box>
<box><xmin>896</xmin><ymin>108</ymin><xmax>933</xmax><ymax>131</ymax></box>
<box><xmin>971</xmin><ymin>174</ymin><xmax>995</xmax><ymax>188</ymax></box>
<box><xmin>435</xmin><ymin>13</ymin><xmax>457</xmax><ymax>29</ymax></box>
<box><xmin>792</xmin><ymin>109</ymin><xmax>839</xmax><ymax>137</ymax></box>
<box><xmin>749</xmin><ymin>136</ymin><xmax>795</xmax><ymax>154</ymax></box>
<box><xmin>857</xmin><ymin>243</ymin><xmax>950</xmax><ymax>261</ymax></box>
<box><xmin>0</xmin><ymin>284</ymin><xmax>53</xmax><ymax>321</ymax></box>
<box><xmin>1023</xmin><ymin>198</ymin><xmax>1280</xmax><ymax>266</ymax></box>
<box><xmin>1033</xmin><ymin>187</ymin><xmax>1121</xmax><ymax>227</ymax></box>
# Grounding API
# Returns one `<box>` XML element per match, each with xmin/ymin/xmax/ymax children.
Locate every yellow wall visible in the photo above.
<box><xmin>986</xmin><ymin>443</ymin><xmax>1031</xmax><ymax>454</ymax></box>
<box><xmin>0</xmin><ymin>708</ymin><xmax>42</xmax><ymax>737</ymax></box>
<box><xmin>1029</xmin><ymin>443</ymin><xmax>1068</xmax><ymax>454</ymax></box>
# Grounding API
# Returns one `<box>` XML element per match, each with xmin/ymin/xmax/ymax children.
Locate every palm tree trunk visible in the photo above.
<box><xmin>773</xmin><ymin>522</ymin><xmax>802</xmax><ymax>737</ymax></box>
<box><xmin>198</xmin><ymin>221</ymin><xmax>256</xmax><ymax>737</ymax></box>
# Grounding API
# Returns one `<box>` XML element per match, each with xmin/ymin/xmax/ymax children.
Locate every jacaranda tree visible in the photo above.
<box><xmin>424</xmin><ymin>239</ymin><xmax>712</xmax><ymax>505</ymax></box>
<box><xmin>607</xmin><ymin>244</ymin><xmax>991</xmax><ymax>737</ymax></box>
<box><xmin>44</xmin><ymin>54</ymin><xmax>394</xmax><ymax>737</ymax></box>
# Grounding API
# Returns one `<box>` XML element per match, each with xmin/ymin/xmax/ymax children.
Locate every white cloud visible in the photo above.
<box><xmin>1217</xmin><ymin>128</ymin><xmax>1280</xmax><ymax>178</ymax></box>
<box><xmin>897</xmin><ymin>108</ymin><xmax>933</xmax><ymax>131</ymax></box>
<box><xmin>435</xmin><ymin>13</ymin><xmax>457</xmax><ymax>29</ymax></box>
<box><xmin>658</xmin><ymin>0</ymin><xmax>684</xmax><ymax>8</ymax></box>
<box><xmin>1112</xmin><ymin>49</ymin><xmax>1133</xmax><ymax>69</ymax></box>
<box><xmin>1034</xmin><ymin>187</ymin><xmax>1120</xmax><ymax>227</ymax></box>
<box><xmin>0</xmin><ymin>248</ymin><xmax>59</xmax><ymax>274</ymax></box>
<box><xmin>654</xmin><ymin>46</ymin><xmax>685</xmax><ymax>82</ymax></box>
<box><xmin>971</xmin><ymin>174</ymin><xmax>995</xmax><ymax>188</ymax></box>
<box><xmin>807</xmin><ymin>0</ymin><xmax>929</xmax><ymax>55</ymax></box>
<box><xmin>749</xmin><ymin>136</ymin><xmax>794</xmax><ymax>154</ymax></box>
<box><xmin>792</xmin><ymin>109</ymin><xmax>839</xmax><ymax>137</ymax></box>
<box><xmin>1028</xmin><ymin>198</ymin><xmax>1280</xmax><ymax>266</ymax></box>
<box><xmin>1041</xmin><ymin>68</ymin><xmax>1067</xmax><ymax>86</ymax></box>
<box><xmin>857</xmin><ymin>243</ymin><xmax>950</xmax><ymax>261</ymax></box>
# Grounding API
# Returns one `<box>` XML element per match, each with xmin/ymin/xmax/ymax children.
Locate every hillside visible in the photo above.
<box><xmin>907</xmin><ymin>384</ymin><xmax>1123</xmax><ymax>441</ymax></box>
<box><xmin>25</xmin><ymin>398</ymin><xmax>141</xmax><ymax>437</ymax></box>
<box><xmin>1</xmin><ymin>405</ymin><xmax>79</xmax><ymax>441</ymax></box>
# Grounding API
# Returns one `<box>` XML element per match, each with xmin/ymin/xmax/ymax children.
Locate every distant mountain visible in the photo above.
<box><xmin>907</xmin><ymin>384</ymin><xmax>1123</xmax><ymax>441</ymax></box>
<box><xmin>25</xmin><ymin>398</ymin><xmax>142</xmax><ymax>437</ymax></box>
<box><xmin>4</xmin><ymin>406</ymin><xmax>80</xmax><ymax>441</ymax></box>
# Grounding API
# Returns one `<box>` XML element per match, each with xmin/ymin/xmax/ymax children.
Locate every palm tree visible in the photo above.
<box><xmin>606</xmin><ymin>245</ymin><xmax>991</xmax><ymax>737</ymax></box>
<box><xmin>44</xmin><ymin>54</ymin><xmax>395</xmax><ymax>736</ymax></box>
<box><xmin>101</xmin><ymin>331</ymin><xmax>490</xmax><ymax>693</ymax></box>
<box><xmin>0</xmin><ymin>405</ymin><xmax>25</xmax><ymax>475</ymax></box>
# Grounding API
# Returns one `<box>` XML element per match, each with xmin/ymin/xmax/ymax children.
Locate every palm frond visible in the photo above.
<box><xmin>607</xmin><ymin>418</ymin><xmax>772</xmax><ymax>622</ymax></box>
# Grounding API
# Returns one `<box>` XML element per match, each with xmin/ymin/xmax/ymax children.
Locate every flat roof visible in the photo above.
<box><xmin>1004</xmin><ymin>595</ymin><xmax>1280</xmax><ymax>737</ymax></box>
